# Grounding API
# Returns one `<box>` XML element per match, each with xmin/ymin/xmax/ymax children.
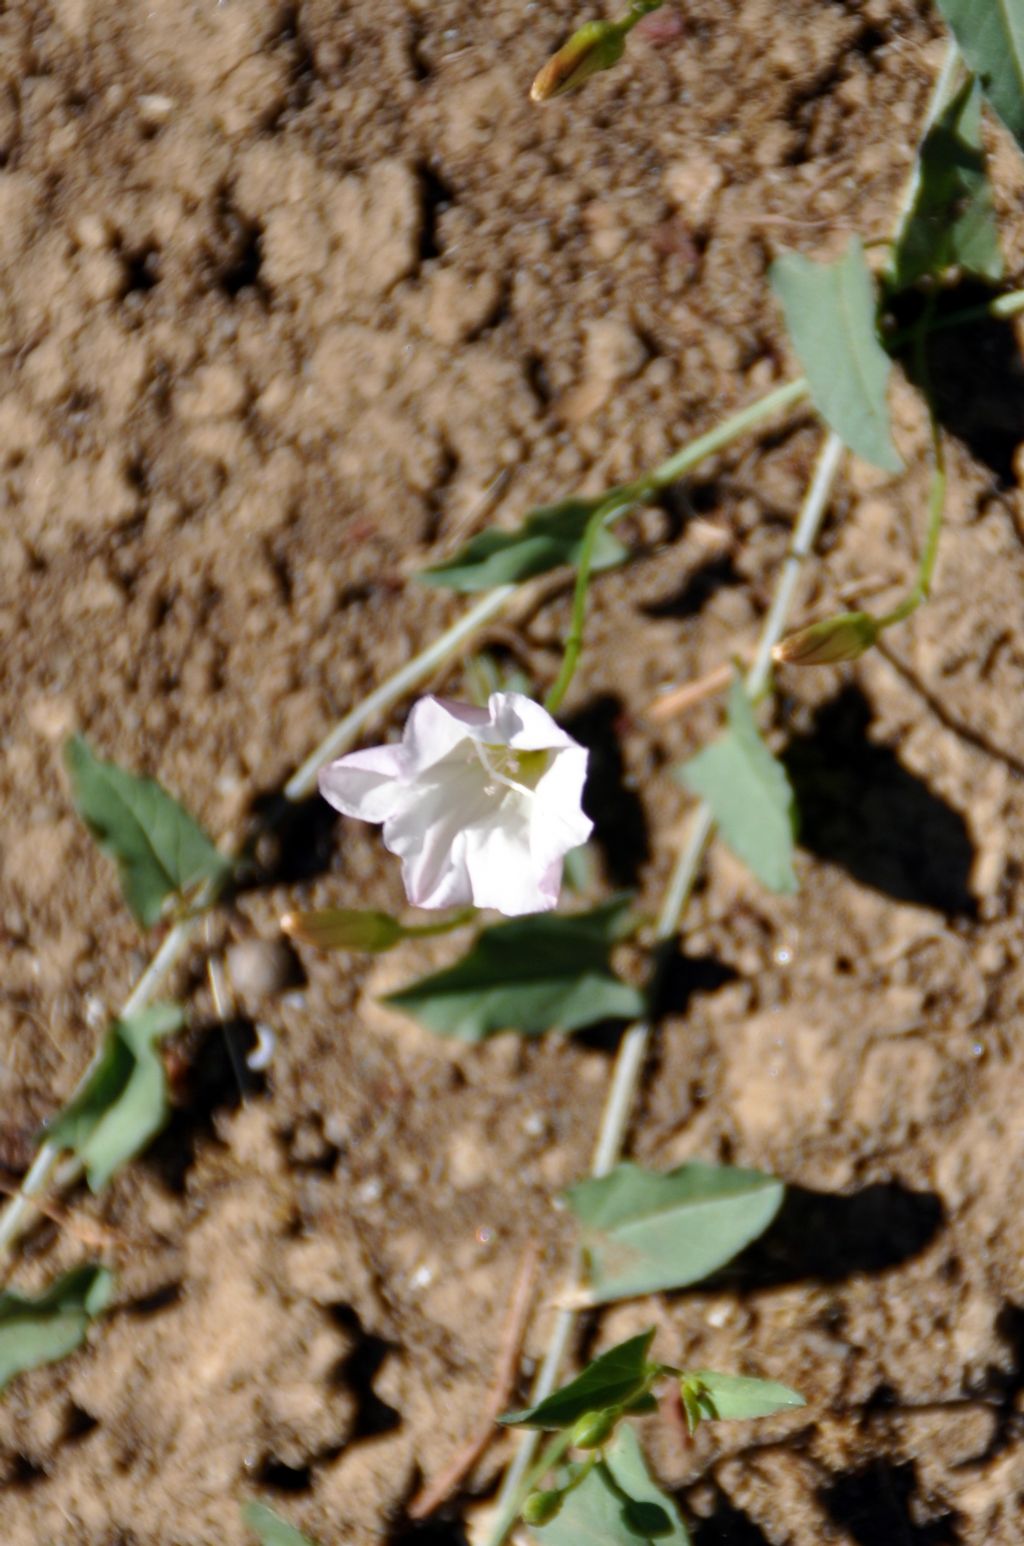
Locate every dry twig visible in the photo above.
<box><xmin>0</xmin><ymin>1174</ymin><xmax>122</xmax><ymax>1252</ymax></box>
<box><xmin>407</xmin><ymin>1241</ymin><xmax>541</xmax><ymax>1520</ymax></box>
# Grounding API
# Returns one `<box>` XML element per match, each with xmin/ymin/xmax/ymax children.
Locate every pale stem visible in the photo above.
<box><xmin>484</xmin><ymin>437</ymin><xmax>843</xmax><ymax>1544</ymax></box>
<box><xmin>488</xmin><ymin>39</ymin><xmax>963</xmax><ymax>1546</ymax></box>
<box><xmin>0</xmin><ymin>380</ymin><xmax>813</xmax><ymax>1268</ymax></box>
<box><xmin>746</xmin><ymin>432</ymin><xmax>845</xmax><ymax>694</ymax></box>
<box><xmin>0</xmin><ymin>910</ymin><xmax>203</xmax><ymax>1257</ymax></box>
<box><xmin>285</xmin><ymin>585</ymin><xmax>517</xmax><ymax>801</ymax></box>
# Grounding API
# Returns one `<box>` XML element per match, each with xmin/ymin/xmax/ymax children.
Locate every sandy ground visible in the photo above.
<box><xmin>4</xmin><ymin>1</ymin><xmax>1024</xmax><ymax>1542</ymax></box>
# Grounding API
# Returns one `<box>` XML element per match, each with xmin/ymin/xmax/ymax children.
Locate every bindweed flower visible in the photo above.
<box><xmin>318</xmin><ymin>692</ymin><xmax>592</xmax><ymax>917</ymax></box>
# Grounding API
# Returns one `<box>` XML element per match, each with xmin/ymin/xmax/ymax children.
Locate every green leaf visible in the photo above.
<box><xmin>418</xmin><ymin>496</ymin><xmax>628</xmax><ymax>592</ymax></box>
<box><xmin>385</xmin><ymin>898</ymin><xmax>645</xmax><ymax>1042</ymax></box>
<box><xmin>65</xmin><ymin>736</ymin><xmax>231</xmax><ymax>927</ymax></box>
<box><xmin>566</xmin><ymin>1161</ymin><xmax>785</xmax><ymax>1304</ymax></box>
<box><xmin>0</xmin><ymin>1265</ymin><xmax>114</xmax><ymax>1391</ymax></box>
<box><xmin>532</xmin><ymin>1426</ymin><xmax>690</xmax><ymax>1545</ymax></box>
<box><xmin>935</xmin><ymin>0</ymin><xmax>1024</xmax><ymax>150</ymax></box>
<box><xmin>44</xmin><ymin>1003</ymin><xmax>184</xmax><ymax>1192</ymax></box>
<box><xmin>891</xmin><ymin>76</ymin><xmax>1003</xmax><ymax>290</ymax></box>
<box><xmin>501</xmin><ymin>1330</ymin><xmax>656</xmax><ymax>1429</ymax></box>
<box><xmin>681</xmin><ymin>1370</ymin><xmax>805</xmax><ymax>1429</ymax></box>
<box><xmin>678</xmin><ymin>677</ymin><xmax>798</xmax><ymax>895</ymax></box>
<box><xmin>242</xmin><ymin>1502</ymin><xmax>319</xmax><ymax>1546</ymax></box>
<box><xmin>771</xmin><ymin>238</ymin><xmax>901</xmax><ymax>471</ymax></box>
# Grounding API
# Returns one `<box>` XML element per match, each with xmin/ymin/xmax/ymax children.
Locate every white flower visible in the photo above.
<box><xmin>318</xmin><ymin>692</ymin><xmax>592</xmax><ymax>916</ymax></box>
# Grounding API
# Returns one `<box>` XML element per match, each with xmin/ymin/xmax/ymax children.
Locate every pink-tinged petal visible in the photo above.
<box><xmin>483</xmin><ymin>691</ymin><xmax>580</xmax><ymax>752</ymax></box>
<box><xmin>402</xmin><ymin>695</ymin><xmax>485</xmax><ymax>775</ymax></box>
<box><xmin>318</xmin><ymin>691</ymin><xmax>591</xmax><ymax>918</ymax></box>
<box><xmin>531</xmin><ymin>745</ymin><xmax>593</xmax><ymax>866</ymax></box>
<box><xmin>318</xmin><ymin>743</ymin><xmax>408</xmax><ymax>824</ymax></box>
<box><xmin>464</xmin><ymin>797</ymin><xmax>558</xmax><ymax>914</ymax></box>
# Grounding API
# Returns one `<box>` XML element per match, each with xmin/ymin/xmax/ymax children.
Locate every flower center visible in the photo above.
<box><xmin>475</xmin><ymin>742</ymin><xmax>552</xmax><ymax>796</ymax></box>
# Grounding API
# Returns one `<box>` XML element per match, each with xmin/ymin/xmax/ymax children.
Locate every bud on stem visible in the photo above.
<box><xmin>530</xmin><ymin>20</ymin><xmax>628</xmax><ymax>101</ymax></box>
<box><xmin>522</xmin><ymin>1489</ymin><xmax>564</xmax><ymax>1526</ymax></box>
<box><xmin>772</xmin><ymin>610</ymin><xmax>879</xmax><ymax>667</ymax></box>
<box><xmin>570</xmin><ymin>1408</ymin><xmax>618</xmax><ymax>1448</ymax></box>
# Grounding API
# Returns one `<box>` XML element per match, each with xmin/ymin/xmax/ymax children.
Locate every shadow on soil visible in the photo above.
<box><xmin>144</xmin><ymin>1017</ymin><xmax>266</xmax><ymax>1191</ymax></box>
<box><xmin>641</xmin><ymin>551</ymin><xmax>744</xmax><ymax>619</ymax></box>
<box><xmin>239</xmin><ymin>788</ymin><xmax>343</xmax><ymax>891</ymax></box>
<box><xmin>563</xmin><ymin>695</ymin><xmax>651</xmax><ymax>889</ymax></box>
<box><xmin>711</xmin><ymin>1181</ymin><xmax>943</xmax><ymax>1289</ymax></box>
<box><xmin>783</xmin><ymin>686</ymin><xmax>976</xmax><ymax>916</ymax></box>
<box><xmin>892</xmin><ymin>280</ymin><xmax>1024</xmax><ymax>484</ymax></box>
<box><xmin>390</xmin><ymin>1523</ymin><xmax>470</xmax><ymax>1546</ymax></box>
<box><xmin>822</xmin><ymin>1459</ymin><xmax>961</xmax><ymax>1544</ymax></box>
<box><xmin>690</xmin><ymin>1496</ymin><xmax>773</xmax><ymax>1544</ymax></box>
<box><xmin>329</xmin><ymin>1304</ymin><xmax>402</xmax><ymax>1440</ymax></box>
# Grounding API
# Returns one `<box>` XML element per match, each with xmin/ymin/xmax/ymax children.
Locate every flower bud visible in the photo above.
<box><xmin>522</xmin><ymin>1489</ymin><xmax>564</xmax><ymax>1526</ymax></box>
<box><xmin>280</xmin><ymin>907</ymin><xmax>404</xmax><ymax>953</ymax></box>
<box><xmin>679</xmin><ymin>1375</ymin><xmax>706</xmax><ymax>1436</ymax></box>
<box><xmin>772</xmin><ymin>610</ymin><xmax>879</xmax><ymax>667</ymax></box>
<box><xmin>530</xmin><ymin>21</ymin><xmax>627</xmax><ymax>102</ymax></box>
<box><xmin>570</xmin><ymin>1408</ymin><xmax>617</xmax><ymax>1449</ymax></box>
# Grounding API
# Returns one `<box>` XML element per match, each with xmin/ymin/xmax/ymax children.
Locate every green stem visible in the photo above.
<box><xmin>637</xmin><ymin>377</ymin><xmax>809</xmax><ymax>496</ymax></box>
<box><xmin>877</xmin><ymin>421</ymin><xmax>946</xmax><ymax>628</ymax></box>
<box><xmin>885</xmin><ymin>285</ymin><xmax>1024</xmax><ymax>354</ymax></box>
<box><xmin>921</xmin><ymin>283</ymin><xmax>1024</xmax><ymax>336</ymax></box>
<box><xmin>877</xmin><ymin>301</ymin><xmax>946</xmax><ymax>629</ymax></box>
<box><xmin>620</xmin><ymin>0</ymin><xmax>664</xmax><ymax>29</ymax></box>
<box><xmin>503</xmin><ymin>1429</ymin><xmax>576</xmax><ymax>1534</ymax></box>
<box><xmin>402</xmin><ymin>906</ymin><xmax>477</xmax><ymax>940</ymax></box>
<box><xmin>544</xmin><ymin>377</ymin><xmax>810</xmax><ymax>711</ymax></box>
<box><xmin>544</xmin><ymin>497</ymin><xmax>618</xmax><ymax>713</ymax></box>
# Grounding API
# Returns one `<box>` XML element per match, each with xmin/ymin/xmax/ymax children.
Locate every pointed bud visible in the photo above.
<box><xmin>530</xmin><ymin>21</ymin><xmax>627</xmax><ymax>102</ymax></box>
<box><xmin>772</xmin><ymin>610</ymin><xmax>879</xmax><ymax>668</ymax></box>
<box><xmin>522</xmin><ymin>1489</ymin><xmax>564</xmax><ymax>1526</ymax></box>
<box><xmin>570</xmin><ymin>1408</ymin><xmax>617</xmax><ymax>1449</ymax></box>
<box><xmin>679</xmin><ymin>1376</ymin><xmax>705</xmax><ymax>1437</ymax></box>
<box><xmin>280</xmin><ymin>907</ymin><xmax>404</xmax><ymax>953</ymax></box>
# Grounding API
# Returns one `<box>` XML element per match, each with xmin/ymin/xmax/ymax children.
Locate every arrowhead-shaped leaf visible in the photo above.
<box><xmin>533</xmin><ymin>1425</ymin><xmax>691</xmax><ymax>1545</ymax></box>
<box><xmin>566</xmin><ymin>1161</ymin><xmax>785</xmax><ymax>1303</ymax></box>
<box><xmin>891</xmin><ymin>76</ymin><xmax>1003</xmax><ymax>290</ymax></box>
<box><xmin>0</xmin><ymin>1265</ymin><xmax>114</xmax><ymax>1391</ymax></box>
<box><xmin>66</xmin><ymin>736</ymin><xmax>231</xmax><ymax>927</ymax></box>
<box><xmin>384</xmin><ymin>898</ymin><xmax>645</xmax><ymax>1042</ymax></box>
<box><xmin>44</xmin><ymin>1003</ymin><xmax>184</xmax><ymax>1191</ymax></box>
<box><xmin>679</xmin><ymin>677</ymin><xmax>798</xmax><ymax>895</ymax></box>
<box><xmin>935</xmin><ymin>0</ymin><xmax>1024</xmax><ymax>150</ymax></box>
<box><xmin>771</xmin><ymin>238</ymin><xmax>901</xmax><ymax>471</ymax></box>
<box><xmin>418</xmin><ymin>496</ymin><xmax>627</xmax><ymax>591</ymax></box>
<box><xmin>681</xmin><ymin>1370</ymin><xmax>805</xmax><ymax>1429</ymax></box>
<box><xmin>501</xmin><ymin>1330</ymin><xmax>656</xmax><ymax>1429</ymax></box>
<box><xmin>242</xmin><ymin>1502</ymin><xmax>319</xmax><ymax>1546</ymax></box>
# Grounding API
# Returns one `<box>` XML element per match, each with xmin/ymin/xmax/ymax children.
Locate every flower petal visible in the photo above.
<box><xmin>382</xmin><ymin>762</ymin><xmax>492</xmax><ymax>908</ymax></box>
<box><xmin>403</xmin><ymin>696</ymin><xmax>487</xmax><ymax>775</ymax></box>
<box><xmin>319</xmin><ymin>743</ymin><xmax>408</xmax><ymax>824</ymax></box>
<box><xmin>464</xmin><ymin>795</ymin><xmax>559</xmax><ymax>914</ymax></box>
<box><xmin>483</xmin><ymin>691</ymin><xmax>580</xmax><ymax>752</ymax></box>
<box><xmin>531</xmin><ymin>744</ymin><xmax>593</xmax><ymax>872</ymax></box>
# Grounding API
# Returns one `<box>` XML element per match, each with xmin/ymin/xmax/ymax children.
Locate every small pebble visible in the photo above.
<box><xmin>226</xmin><ymin>937</ymin><xmax>301</xmax><ymax>1004</ymax></box>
